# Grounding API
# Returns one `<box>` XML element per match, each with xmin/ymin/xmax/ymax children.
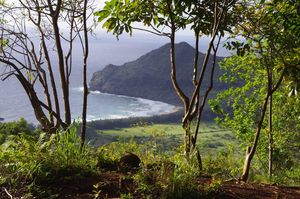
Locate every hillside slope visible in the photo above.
<box><xmin>89</xmin><ymin>42</ymin><xmax>226</xmax><ymax>107</ymax></box>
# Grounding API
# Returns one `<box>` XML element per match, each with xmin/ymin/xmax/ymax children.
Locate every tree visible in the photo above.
<box><xmin>80</xmin><ymin>0</ymin><xmax>90</xmax><ymax>148</ymax></box>
<box><xmin>0</xmin><ymin>0</ymin><xmax>93</xmax><ymax>135</ymax></box>
<box><xmin>210</xmin><ymin>0</ymin><xmax>300</xmax><ymax>181</ymax></box>
<box><xmin>0</xmin><ymin>118</ymin><xmax>35</xmax><ymax>144</ymax></box>
<box><xmin>95</xmin><ymin>0</ymin><xmax>239</xmax><ymax>166</ymax></box>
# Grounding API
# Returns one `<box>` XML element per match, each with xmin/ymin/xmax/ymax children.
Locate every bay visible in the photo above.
<box><xmin>0</xmin><ymin>31</ymin><xmax>229</xmax><ymax>124</ymax></box>
<box><xmin>0</xmin><ymin>32</ymin><xmax>175</xmax><ymax>124</ymax></box>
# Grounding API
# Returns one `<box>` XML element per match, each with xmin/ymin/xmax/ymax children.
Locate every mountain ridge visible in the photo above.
<box><xmin>89</xmin><ymin>42</ymin><xmax>226</xmax><ymax>108</ymax></box>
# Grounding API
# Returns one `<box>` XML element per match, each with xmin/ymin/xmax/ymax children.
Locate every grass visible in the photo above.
<box><xmin>95</xmin><ymin>123</ymin><xmax>240</xmax><ymax>154</ymax></box>
<box><xmin>0</xmin><ymin>125</ymin><xmax>98</xmax><ymax>198</ymax></box>
<box><xmin>1</xmin><ymin>121</ymin><xmax>299</xmax><ymax>198</ymax></box>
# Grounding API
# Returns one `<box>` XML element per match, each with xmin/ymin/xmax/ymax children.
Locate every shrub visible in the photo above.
<box><xmin>0</xmin><ymin>118</ymin><xmax>35</xmax><ymax>144</ymax></box>
<box><xmin>0</xmin><ymin>125</ymin><xmax>97</xmax><ymax>190</ymax></box>
<box><xmin>202</xmin><ymin>144</ymin><xmax>242</xmax><ymax>180</ymax></box>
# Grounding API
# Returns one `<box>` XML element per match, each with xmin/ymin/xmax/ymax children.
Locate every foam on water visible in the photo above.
<box><xmin>0</xmin><ymin>81</ymin><xmax>177</xmax><ymax>124</ymax></box>
<box><xmin>69</xmin><ymin>87</ymin><xmax>176</xmax><ymax>122</ymax></box>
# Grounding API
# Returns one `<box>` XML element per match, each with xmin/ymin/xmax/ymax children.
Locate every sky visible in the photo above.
<box><xmin>3</xmin><ymin>0</ymin><xmax>231</xmax><ymax>57</ymax></box>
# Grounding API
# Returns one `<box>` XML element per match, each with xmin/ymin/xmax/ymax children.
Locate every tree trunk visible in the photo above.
<box><xmin>50</xmin><ymin>0</ymin><xmax>72</xmax><ymax>126</ymax></box>
<box><xmin>53</xmin><ymin>21</ymin><xmax>71</xmax><ymax>125</ymax></box>
<box><xmin>240</xmin><ymin>64</ymin><xmax>285</xmax><ymax>182</ymax></box>
<box><xmin>168</xmin><ymin>10</ymin><xmax>190</xmax><ymax>157</ymax></box>
<box><xmin>196</xmin><ymin>147</ymin><xmax>203</xmax><ymax>171</ymax></box>
<box><xmin>184</xmin><ymin>122</ymin><xmax>191</xmax><ymax>158</ymax></box>
<box><xmin>268</xmin><ymin>73</ymin><xmax>273</xmax><ymax>180</ymax></box>
<box><xmin>16</xmin><ymin>75</ymin><xmax>53</xmax><ymax>132</ymax></box>
<box><xmin>40</xmin><ymin>36</ymin><xmax>61</xmax><ymax>128</ymax></box>
<box><xmin>241</xmin><ymin>94</ymin><xmax>270</xmax><ymax>182</ymax></box>
<box><xmin>81</xmin><ymin>0</ymin><xmax>89</xmax><ymax>148</ymax></box>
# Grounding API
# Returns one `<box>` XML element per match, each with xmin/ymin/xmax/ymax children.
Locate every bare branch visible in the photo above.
<box><xmin>2</xmin><ymin>187</ymin><xmax>13</xmax><ymax>199</ymax></box>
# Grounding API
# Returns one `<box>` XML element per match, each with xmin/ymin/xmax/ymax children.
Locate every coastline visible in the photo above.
<box><xmin>87</xmin><ymin>106</ymin><xmax>184</xmax><ymax>131</ymax></box>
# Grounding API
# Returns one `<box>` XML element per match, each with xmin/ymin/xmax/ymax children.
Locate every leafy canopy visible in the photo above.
<box><xmin>95</xmin><ymin>0</ymin><xmax>239</xmax><ymax>37</ymax></box>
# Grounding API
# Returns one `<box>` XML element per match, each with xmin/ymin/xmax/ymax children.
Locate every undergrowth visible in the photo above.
<box><xmin>0</xmin><ymin>125</ymin><xmax>97</xmax><ymax>197</ymax></box>
<box><xmin>1</xmin><ymin>121</ymin><xmax>299</xmax><ymax>198</ymax></box>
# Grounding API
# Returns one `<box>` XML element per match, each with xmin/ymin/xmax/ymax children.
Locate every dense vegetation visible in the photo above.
<box><xmin>0</xmin><ymin>0</ymin><xmax>299</xmax><ymax>198</ymax></box>
<box><xmin>0</xmin><ymin>120</ymin><xmax>299</xmax><ymax>198</ymax></box>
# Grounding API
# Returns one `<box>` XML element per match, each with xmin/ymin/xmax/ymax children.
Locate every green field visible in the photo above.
<box><xmin>92</xmin><ymin>123</ymin><xmax>240</xmax><ymax>154</ymax></box>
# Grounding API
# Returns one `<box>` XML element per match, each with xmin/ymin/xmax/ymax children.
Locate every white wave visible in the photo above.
<box><xmin>86</xmin><ymin>114</ymin><xmax>129</xmax><ymax>122</ymax></box>
<box><xmin>135</xmin><ymin>97</ymin><xmax>175</xmax><ymax>115</ymax></box>
<box><xmin>72</xmin><ymin>87</ymin><xmax>102</xmax><ymax>95</ymax></box>
<box><xmin>90</xmin><ymin>90</ymin><xmax>101</xmax><ymax>94</ymax></box>
<box><xmin>72</xmin><ymin>89</ymin><xmax>178</xmax><ymax>122</ymax></box>
<box><xmin>90</xmin><ymin>90</ymin><xmax>144</xmax><ymax>101</ymax></box>
<box><xmin>72</xmin><ymin>86</ymin><xmax>84</xmax><ymax>92</ymax></box>
<box><xmin>92</xmin><ymin>90</ymin><xmax>174</xmax><ymax>110</ymax></box>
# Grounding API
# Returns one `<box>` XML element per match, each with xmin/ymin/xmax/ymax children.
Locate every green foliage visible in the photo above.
<box><xmin>209</xmin><ymin>53</ymin><xmax>266</xmax><ymax>144</ymax></box>
<box><xmin>92</xmin><ymin>183</ymin><xmax>103</xmax><ymax>199</ymax></box>
<box><xmin>96</xmin><ymin>139</ymin><xmax>141</xmax><ymax>169</ymax></box>
<box><xmin>284</xmin><ymin>166</ymin><xmax>300</xmax><ymax>186</ymax></box>
<box><xmin>120</xmin><ymin>193</ymin><xmax>134</xmax><ymax>199</ymax></box>
<box><xmin>96</xmin><ymin>138</ymin><xmax>239</xmax><ymax>198</ymax></box>
<box><xmin>1</xmin><ymin>120</ymin><xmax>296</xmax><ymax>197</ymax></box>
<box><xmin>36</xmin><ymin>125</ymin><xmax>97</xmax><ymax>183</ymax></box>
<box><xmin>98</xmin><ymin>123</ymin><xmax>239</xmax><ymax>155</ymax></box>
<box><xmin>0</xmin><ymin>118</ymin><xmax>35</xmax><ymax>144</ymax></box>
<box><xmin>132</xmin><ymin>146</ymin><xmax>202</xmax><ymax>199</ymax></box>
<box><xmin>203</xmin><ymin>144</ymin><xmax>242</xmax><ymax>180</ymax></box>
<box><xmin>0</xmin><ymin>125</ymin><xmax>97</xmax><ymax>192</ymax></box>
<box><xmin>96</xmin><ymin>0</ymin><xmax>186</xmax><ymax>36</ymax></box>
<box><xmin>210</xmin><ymin>0</ymin><xmax>300</xmax><ymax>181</ymax></box>
<box><xmin>95</xmin><ymin>0</ymin><xmax>240</xmax><ymax>38</ymax></box>
<box><xmin>210</xmin><ymin>52</ymin><xmax>300</xmax><ymax>181</ymax></box>
<box><xmin>228</xmin><ymin>0</ymin><xmax>300</xmax><ymax>89</ymax></box>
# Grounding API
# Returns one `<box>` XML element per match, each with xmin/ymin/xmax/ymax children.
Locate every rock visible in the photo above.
<box><xmin>118</xmin><ymin>152</ymin><xmax>141</xmax><ymax>172</ymax></box>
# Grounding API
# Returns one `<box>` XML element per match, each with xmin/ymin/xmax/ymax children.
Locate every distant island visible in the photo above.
<box><xmin>89</xmin><ymin>42</ymin><xmax>227</xmax><ymax>119</ymax></box>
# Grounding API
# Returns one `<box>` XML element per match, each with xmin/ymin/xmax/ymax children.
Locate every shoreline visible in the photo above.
<box><xmin>87</xmin><ymin>106</ymin><xmax>184</xmax><ymax>131</ymax></box>
<box><xmin>1</xmin><ymin>91</ymin><xmax>179</xmax><ymax>125</ymax></box>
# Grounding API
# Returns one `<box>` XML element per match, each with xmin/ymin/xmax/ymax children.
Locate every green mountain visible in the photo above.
<box><xmin>89</xmin><ymin>42</ymin><xmax>226</xmax><ymax>107</ymax></box>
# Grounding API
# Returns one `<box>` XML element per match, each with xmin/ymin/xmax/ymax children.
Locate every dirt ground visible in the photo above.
<box><xmin>220</xmin><ymin>182</ymin><xmax>300</xmax><ymax>199</ymax></box>
<box><xmin>1</xmin><ymin>172</ymin><xmax>299</xmax><ymax>199</ymax></box>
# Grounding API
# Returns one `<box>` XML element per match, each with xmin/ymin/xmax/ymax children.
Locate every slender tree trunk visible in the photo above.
<box><xmin>30</xmin><ymin>47</ymin><xmax>55</xmax><ymax>126</ymax></box>
<box><xmin>268</xmin><ymin>73</ymin><xmax>273</xmax><ymax>180</ymax></box>
<box><xmin>168</xmin><ymin>8</ymin><xmax>190</xmax><ymax>157</ymax></box>
<box><xmin>16</xmin><ymin>75</ymin><xmax>53</xmax><ymax>132</ymax></box>
<box><xmin>0</xmin><ymin>59</ymin><xmax>54</xmax><ymax>132</ymax></box>
<box><xmin>81</xmin><ymin>0</ymin><xmax>89</xmax><ymax>148</ymax></box>
<box><xmin>165</xmin><ymin>1</ymin><xmax>228</xmax><ymax>160</ymax></box>
<box><xmin>241</xmin><ymin>94</ymin><xmax>270</xmax><ymax>182</ymax></box>
<box><xmin>49</xmin><ymin>0</ymin><xmax>72</xmax><ymax>125</ymax></box>
<box><xmin>184</xmin><ymin>122</ymin><xmax>191</xmax><ymax>158</ymax></box>
<box><xmin>40</xmin><ymin>36</ymin><xmax>61</xmax><ymax>128</ymax></box>
<box><xmin>193</xmin><ymin>31</ymin><xmax>200</xmax><ymax>86</ymax></box>
<box><xmin>241</xmin><ymin>68</ymin><xmax>285</xmax><ymax>182</ymax></box>
<box><xmin>40</xmin><ymin>71</ymin><xmax>54</xmax><ymax>125</ymax></box>
<box><xmin>196</xmin><ymin>147</ymin><xmax>203</xmax><ymax>171</ymax></box>
<box><xmin>53</xmin><ymin>21</ymin><xmax>71</xmax><ymax>125</ymax></box>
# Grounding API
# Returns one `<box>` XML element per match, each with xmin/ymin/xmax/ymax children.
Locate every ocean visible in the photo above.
<box><xmin>0</xmin><ymin>31</ymin><xmax>229</xmax><ymax>124</ymax></box>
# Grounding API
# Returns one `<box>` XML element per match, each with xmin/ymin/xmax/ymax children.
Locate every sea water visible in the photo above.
<box><xmin>0</xmin><ymin>33</ymin><xmax>175</xmax><ymax>124</ymax></box>
<box><xmin>0</xmin><ymin>31</ymin><xmax>229</xmax><ymax>124</ymax></box>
